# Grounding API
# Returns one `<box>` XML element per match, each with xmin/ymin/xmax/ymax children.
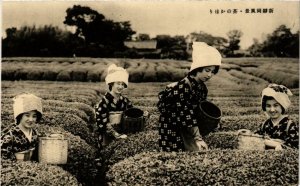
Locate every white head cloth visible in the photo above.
<box><xmin>105</xmin><ymin>64</ymin><xmax>129</xmax><ymax>86</ymax></box>
<box><xmin>190</xmin><ymin>42</ymin><xmax>222</xmax><ymax>72</ymax></box>
<box><xmin>13</xmin><ymin>93</ymin><xmax>43</xmax><ymax>119</ymax></box>
<box><xmin>261</xmin><ymin>84</ymin><xmax>293</xmax><ymax>111</ymax></box>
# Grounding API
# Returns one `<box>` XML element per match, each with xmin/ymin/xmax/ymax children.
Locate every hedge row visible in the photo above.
<box><xmin>1</xmin><ymin>160</ymin><xmax>80</xmax><ymax>186</ymax></box>
<box><xmin>41</xmin><ymin>112</ymin><xmax>97</xmax><ymax>147</ymax></box>
<box><xmin>144</xmin><ymin>112</ymin><xmax>299</xmax><ymax>133</ymax></box>
<box><xmin>228</xmin><ymin>69</ymin><xmax>269</xmax><ymax>85</ymax></box>
<box><xmin>101</xmin><ymin>130</ymin><xmax>238</xmax><ymax>172</ymax></box>
<box><xmin>3</xmin><ymin>58</ymin><xmax>298</xmax><ymax>87</ymax></box>
<box><xmin>242</xmin><ymin>67</ymin><xmax>299</xmax><ymax>88</ymax></box>
<box><xmin>107</xmin><ymin>150</ymin><xmax>298</xmax><ymax>185</ymax></box>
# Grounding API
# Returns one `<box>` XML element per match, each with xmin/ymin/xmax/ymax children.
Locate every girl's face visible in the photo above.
<box><xmin>194</xmin><ymin>66</ymin><xmax>216</xmax><ymax>82</ymax></box>
<box><xmin>265</xmin><ymin>99</ymin><xmax>283</xmax><ymax>120</ymax></box>
<box><xmin>19</xmin><ymin>110</ymin><xmax>38</xmax><ymax>129</ymax></box>
<box><xmin>111</xmin><ymin>81</ymin><xmax>126</xmax><ymax>94</ymax></box>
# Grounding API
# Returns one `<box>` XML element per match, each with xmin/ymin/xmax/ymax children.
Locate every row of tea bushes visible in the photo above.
<box><xmin>107</xmin><ymin>150</ymin><xmax>298</xmax><ymax>185</ymax></box>
<box><xmin>3</xmin><ymin>57</ymin><xmax>298</xmax><ymax>87</ymax></box>
<box><xmin>242</xmin><ymin>67</ymin><xmax>299</xmax><ymax>89</ymax></box>
<box><xmin>100</xmin><ymin>130</ymin><xmax>239</xmax><ymax>179</ymax></box>
<box><xmin>228</xmin><ymin>69</ymin><xmax>269</xmax><ymax>84</ymax></box>
<box><xmin>144</xmin><ymin>111</ymin><xmax>299</xmax><ymax>133</ymax></box>
<box><xmin>220</xmin><ymin>114</ymin><xmax>299</xmax><ymax>132</ymax></box>
<box><xmin>1</xmin><ymin>160</ymin><xmax>80</xmax><ymax>186</ymax></box>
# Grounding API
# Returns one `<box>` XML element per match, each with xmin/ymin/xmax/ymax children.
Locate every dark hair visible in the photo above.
<box><xmin>188</xmin><ymin>66</ymin><xmax>219</xmax><ymax>76</ymax></box>
<box><xmin>16</xmin><ymin>111</ymin><xmax>42</xmax><ymax>125</ymax></box>
<box><xmin>108</xmin><ymin>82</ymin><xmax>127</xmax><ymax>91</ymax></box>
<box><xmin>261</xmin><ymin>96</ymin><xmax>285</xmax><ymax>114</ymax></box>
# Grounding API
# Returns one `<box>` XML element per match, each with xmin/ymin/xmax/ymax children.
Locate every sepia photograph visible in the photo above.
<box><xmin>1</xmin><ymin>0</ymin><xmax>299</xmax><ymax>185</ymax></box>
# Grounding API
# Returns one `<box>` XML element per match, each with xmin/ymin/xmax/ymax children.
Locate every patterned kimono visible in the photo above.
<box><xmin>255</xmin><ymin>116</ymin><xmax>299</xmax><ymax>149</ymax></box>
<box><xmin>157</xmin><ymin>75</ymin><xmax>207</xmax><ymax>152</ymax></box>
<box><xmin>95</xmin><ymin>92</ymin><xmax>133</xmax><ymax>149</ymax></box>
<box><xmin>1</xmin><ymin>125</ymin><xmax>39</xmax><ymax>160</ymax></box>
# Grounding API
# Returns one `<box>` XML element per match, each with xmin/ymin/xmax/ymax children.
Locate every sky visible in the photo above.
<box><xmin>1</xmin><ymin>0</ymin><xmax>299</xmax><ymax>49</ymax></box>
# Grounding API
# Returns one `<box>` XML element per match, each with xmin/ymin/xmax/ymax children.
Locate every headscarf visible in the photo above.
<box><xmin>190</xmin><ymin>42</ymin><xmax>222</xmax><ymax>72</ymax></box>
<box><xmin>13</xmin><ymin>93</ymin><xmax>43</xmax><ymax>120</ymax></box>
<box><xmin>261</xmin><ymin>84</ymin><xmax>293</xmax><ymax>111</ymax></box>
<box><xmin>105</xmin><ymin>64</ymin><xmax>129</xmax><ymax>87</ymax></box>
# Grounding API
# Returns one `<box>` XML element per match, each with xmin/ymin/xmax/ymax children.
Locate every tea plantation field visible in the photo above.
<box><xmin>1</xmin><ymin>57</ymin><xmax>299</xmax><ymax>185</ymax></box>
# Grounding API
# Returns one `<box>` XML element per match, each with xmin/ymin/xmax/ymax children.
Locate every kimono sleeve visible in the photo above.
<box><xmin>95</xmin><ymin>98</ymin><xmax>109</xmax><ymax>134</ymax></box>
<box><xmin>285</xmin><ymin>121</ymin><xmax>299</xmax><ymax>149</ymax></box>
<box><xmin>1</xmin><ymin>132</ymin><xmax>14</xmax><ymax>159</ymax></box>
<box><xmin>171</xmin><ymin>82</ymin><xmax>199</xmax><ymax>128</ymax></box>
<box><xmin>254</xmin><ymin>121</ymin><xmax>268</xmax><ymax>135</ymax></box>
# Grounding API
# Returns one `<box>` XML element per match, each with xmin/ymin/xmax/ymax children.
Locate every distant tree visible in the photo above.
<box><xmin>63</xmin><ymin>5</ymin><xmax>136</xmax><ymax>55</ymax></box>
<box><xmin>248</xmin><ymin>38</ymin><xmax>264</xmax><ymax>57</ymax></box>
<box><xmin>188</xmin><ymin>31</ymin><xmax>227</xmax><ymax>52</ymax></box>
<box><xmin>247</xmin><ymin>25</ymin><xmax>299</xmax><ymax>57</ymax></box>
<box><xmin>2</xmin><ymin>25</ymin><xmax>83</xmax><ymax>57</ymax></box>
<box><xmin>225</xmin><ymin>30</ymin><xmax>243</xmax><ymax>56</ymax></box>
<box><xmin>136</xmin><ymin>33</ymin><xmax>151</xmax><ymax>41</ymax></box>
<box><xmin>63</xmin><ymin>5</ymin><xmax>105</xmax><ymax>41</ymax></box>
<box><xmin>155</xmin><ymin>35</ymin><xmax>187</xmax><ymax>59</ymax></box>
<box><xmin>262</xmin><ymin>25</ymin><xmax>298</xmax><ymax>57</ymax></box>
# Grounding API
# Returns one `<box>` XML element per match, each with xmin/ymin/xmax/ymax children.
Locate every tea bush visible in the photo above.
<box><xmin>14</xmin><ymin>69</ymin><xmax>28</xmax><ymax>80</ymax></box>
<box><xmin>56</xmin><ymin>70</ymin><xmax>72</xmax><ymax>81</ymax></box>
<box><xmin>42</xmin><ymin>69</ymin><xmax>60</xmax><ymax>81</ymax></box>
<box><xmin>107</xmin><ymin>150</ymin><xmax>298</xmax><ymax>185</ymax></box>
<box><xmin>41</xmin><ymin>112</ymin><xmax>97</xmax><ymax>147</ymax></box>
<box><xmin>72</xmin><ymin>68</ymin><xmax>87</xmax><ymax>81</ymax></box>
<box><xmin>228</xmin><ymin>69</ymin><xmax>268</xmax><ymax>84</ymax></box>
<box><xmin>101</xmin><ymin>130</ymin><xmax>240</xmax><ymax>170</ymax></box>
<box><xmin>242</xmin><ymin>67</ymin><xmax>299</xmax><ymax>88</ymax></box>
<box><xmin>2</xmin><ymin>57</ymin><xmax>298</xmax><ymax>86</ymax></box>
<box><xmin>156</xmin><ymin>64</ymin><xmax>171</xmax><ymax>82</ymax></box>
<box><xmin>26</xmin><ymin>69</ymin><xmax>44</xmax><ymax>80</ymax></box>
<box><xmin>143</xmin><ymin>63</ymin><xmax>157</xmax><ymax>82</ymax></box>
<box><xmin>1</xmin><ymin>160</ymin><xmax>80</xmax><ymax>186</ymax></box>
<box><xmin>43</xmin><ymin>106</ymin><xmax>89</xmax><ymax>122</ymax></box>
<box><xmin>1</xmin><ymin>69</ymin><xmax>17</xmax><ymax>80</ymax></box>
<box><xmin>86</xmin><ymin>69</ymin><xmax>101</xmax><ymax>82</ymax></box>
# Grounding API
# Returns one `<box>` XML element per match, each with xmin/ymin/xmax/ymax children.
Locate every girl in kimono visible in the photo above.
<box><xmin>157</xmin><ymin>42</ymin><xmax>222</xmax><ymax>152</ymax></box>
<box><xmin>95</xmin><ymin>64</ymin><xmax>133</xmax><ymax>150</ymax></box>
<box><xmin>255</xmin><ymin>84</ymin><xmax>298</xmax><ymax>149</ymax></box>
<box><xmin>1</xmin><ymin>93</ymin><xmax>43</xmax><ymax>161</ymax></box>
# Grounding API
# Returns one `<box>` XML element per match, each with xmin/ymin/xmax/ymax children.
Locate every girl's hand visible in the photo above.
<box><xmin>196</xmin><ymin>140</ymin><xmax>208</xmax><ymax>150</ymax></box>
<box><xmin>143</xmin><ymin>111</ymin><xmax>149</xmax><ymax>117</ymax></box>
<box><xmin>264</xmin><ymin>135</ymin><xmax>271</xmax><ymax>140</ymax></box>
<box><xmin>275</xmin><ymin>144</ymin><xmax>283</xmax><ymax>151</ymax></box>
<box><xmin>117</xmin><ymin>134</ymin><xmax>127</xmax><ymax>139</ymax></box>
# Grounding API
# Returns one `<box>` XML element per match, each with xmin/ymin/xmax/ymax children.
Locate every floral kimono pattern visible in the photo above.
<box><xmin>1</xmin><ymin>125</ymin><xmax>39</xmax><ymax>160</ymax></box>
<box><xmin>95</xmin><ymin>92</ymin><xmax>133</xmax><ymax>149</ymax></box>
<box><xmin>256</xmin><ymin>116</ymin><xmax>299</xmax><ymax>149</ymax></box>
<box><xmin>157</xmin><ymin>75</ymin><xmax>207</xmax><ymax>152</ymax></box>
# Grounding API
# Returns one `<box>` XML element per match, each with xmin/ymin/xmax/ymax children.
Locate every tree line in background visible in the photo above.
<box><xmin>2</xmin><ymin>5</ymin><xmax>299</xmax><ymax>58</ymax></box>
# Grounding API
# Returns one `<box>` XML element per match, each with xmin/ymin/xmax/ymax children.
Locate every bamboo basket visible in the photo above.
<box><xmin>237</xmin><ymin>129</ymin><xmax>265</xmax><ymax>150</ymax></box>
<box><xmin>38</xmin><ymin>134</ymin><xmax>68</xmax><ymax>164</ymax></box>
